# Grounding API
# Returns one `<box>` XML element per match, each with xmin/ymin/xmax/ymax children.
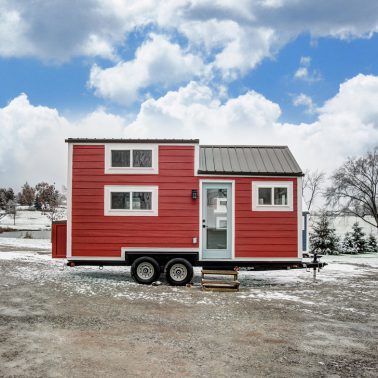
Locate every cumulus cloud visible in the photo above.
<box><xmin>294</xmin><ymin>56</ymin><xmax>322</xmax><ymax>83</ymax></box>
<box><xmin>292</xmin><ymin>94</ymin><xmax>317</xmax><ymax>114</ymax></box>
<box><xmin>1</xmin><ymin>0</ymin><xmax>377</xmax><ymax>72</ymax></box>
<box><xmin>1</xmin><ymin>74</ymin><xmax>378</xmax><ymax>188</ymax></box>
<box><xmin>0</xmin><ymin>95</ymin><xmax>126</xmax><ymax>188</ymax></box>
<box><xmin>88</xmin><ymin>34</ymin><xmax>207</xmax><ymax>105</ymax></box>
<box><xmin>125</xmin><ymin>75</ymin><xmax>378</xmax><ymax>173</ymax></box>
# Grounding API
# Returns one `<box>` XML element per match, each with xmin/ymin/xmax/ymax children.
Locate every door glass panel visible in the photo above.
<box><xmin>206</xmin><ymin>189</ymin><xmax>227</xmax><ymax>249</ymax></box>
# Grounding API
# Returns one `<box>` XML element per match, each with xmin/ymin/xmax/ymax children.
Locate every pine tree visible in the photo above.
<box><xmin>350</xmin><ymin>222</ymin><xmax>367</xmax><ymax>254</ymax></box>
<box><xmin>341</xmin><ymin>232</ymin><xmax>359</xmax><ymax>254</ymax></box>
<box><xmin>34</xmin><ymin>195</ymin><xmax>42</xmax><ymax>211</ymax></box>
<box><xmin>366</xmin><ymin>233</ymin><xmax>378</xmax><ymax>253</ymax></box>
<box><xmin>309</xmin><ymin>212</ymin><xmax>339</xmax><ymax>255</ymax></box>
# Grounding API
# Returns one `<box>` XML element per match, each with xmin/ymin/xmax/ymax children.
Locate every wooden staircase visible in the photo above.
<box><xmin>201</xmin><ymin>270</ymin><xmax>240</xmax><ymax>292</ymax></box>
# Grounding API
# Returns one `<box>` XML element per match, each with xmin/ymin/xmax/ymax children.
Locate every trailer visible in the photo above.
<box><xmin>52</xmin><ymin>138</ymin><xmax>326</xmax><ymax>285</ymax></box>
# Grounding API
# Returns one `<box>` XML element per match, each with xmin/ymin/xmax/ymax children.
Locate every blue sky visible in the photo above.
<box><xmin>1</xmin><ymin>31</ymin><xmax>378</xmax><ymax>124</ymax></box>
<box><xmin>1</xmin><ymin>0</ymin><xmax>378</xmax><ymax>187</ymax></box>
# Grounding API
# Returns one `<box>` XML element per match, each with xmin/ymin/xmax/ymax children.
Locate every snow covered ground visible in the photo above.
<box><xmin>0</xmin><ymin>209</ymin><xmax>53</xmax><ymax>230</ymax></box>
<box><xmin>0</xmin><ymin>234</ymin><xmax>376</xmax><ymax>308</ymax></box>
<box><xmin>0</xmin><ymin>237</ymin><xmax>377</xmax><ymax>377</ymax></box>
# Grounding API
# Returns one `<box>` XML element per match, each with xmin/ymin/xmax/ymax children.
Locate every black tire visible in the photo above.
<box><xmin>165</xmin><ymin>258</ymin><xmax>193</xmax><ymax>286</ymax></box>
<box><xmin>131</xmin><ymin>257</ymin><xmax>160</xmax><ymax>284</ymax></box>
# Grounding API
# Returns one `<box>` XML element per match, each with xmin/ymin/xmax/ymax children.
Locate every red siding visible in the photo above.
<box><xmin>71</xmin><ymin>145</ymin><xmax>199</xmax><ymax>257</ymax></box>
<box><xmin>70</xmin><ymin>145</ymin><xmax>298</xmax><ymax>259</ymax></box>
<box><xmin>52</xmin><ymin>222</ymin><xmax>67</xmax><ymax>258</ymax></box>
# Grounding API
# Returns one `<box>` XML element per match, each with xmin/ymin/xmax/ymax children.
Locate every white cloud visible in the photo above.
<box><xmin>126</xmin><ymin>74</ymin><xmax>378</xmax><ymax>174</ymax></box>
<box><xmin>88</xmin><ymin>34</ymin><xmax>207</xmax><ymax>105</ymax></box>
<box><xmin>0</xmin><ymin>0</ymin><xmax>377</xmax><ymax>71</ymax></box>
<box><xmin>294</xmin><ymin>56</ymin><xmax>321</xmax><ymax>83</ymax></box>
<box><xmin>293</xmin><ymin>93</ymin><xmax>317</xmax><ymax>114</ymax></box>
<box><xmin>300</xmin><ymin>56</ymin><xmax>311</xmax><ymax>66</ymax></box>
<box><xmin>1</xmin><ymin>74</ymin><xmax>378</xmax><ymax>189</ymax></box>
<box><xmin>0</xmin><ymin>95</ymin><xmax>126</xmax><ymax>189</ymax></box>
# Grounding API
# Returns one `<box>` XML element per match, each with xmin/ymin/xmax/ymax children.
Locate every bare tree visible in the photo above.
<box><xmin>6</xmin><ymin>200</ymin><xmax>17</xmax><ymax>225</ymax></box>
<box><xmin>302</xmin><ymin>170</ymin><xmax>325</xmax><ymax>211</ymax></box>
<box><xmin>325</xmin><ymin>147</ymin><xmax>378</xmax><ymax>229</ymax></box>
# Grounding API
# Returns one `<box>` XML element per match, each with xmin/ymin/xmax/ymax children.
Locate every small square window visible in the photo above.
<box><xmin>274</xmin><ymin>187</ymin><xmax>288</xmax><ymax>205</ymax></box>
<box><xmin>132</xmin><ymin>192</ymin><xmax>152</xmax><ymax>210</ymax></box>
<box><xmin>258</xmin><ymin>188</ymin><xmax>272</xmax><ymax>205</ymax></box>
<box><xmin>111</xmin><ymin>192</ymin><xmax>130</xmax><ymax>209</ymax></box>
<box><xmin>111</xmin><ymin>150</ymin><xmax>130</xmax><ymax>167</ymax></box>
<box><xmin>252</xmin><ymin>181</ymin><xmax>293</xmax><ymax>212</ymax></box>
<box><xmin>133</xmin><ymin>150</ymin><xmax>152</xmax><ymax>167</ymax></box>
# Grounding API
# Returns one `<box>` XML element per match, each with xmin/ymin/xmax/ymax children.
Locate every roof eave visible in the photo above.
<box><xmin>65</xmin><ymin>138</ymin><xmax>200</xmax><ymax>144</ymax></box>
<box><xmin>197</xmin><ymin>170</ymin><xmax>304</xmax><ymax>177</ymax></box>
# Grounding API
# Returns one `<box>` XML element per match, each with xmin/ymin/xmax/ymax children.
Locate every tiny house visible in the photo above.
<box><xmin>53</xmin><ymin>138</ymin><xmax>305</xmax><ymax>285</ymax></box>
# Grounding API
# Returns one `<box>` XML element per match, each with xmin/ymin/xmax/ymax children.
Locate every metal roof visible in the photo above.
<box><xmin>198</xmin><ymin>146</ymin><xmax>303</xmax><ymax>176</ymax></box>
<box><xmin>65</xmin><ymin>138</ymin><xmax>199</xmax><ymax>144</ymax></box>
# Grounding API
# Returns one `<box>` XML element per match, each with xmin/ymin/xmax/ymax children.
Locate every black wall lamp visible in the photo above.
<box><xmin>192</xmin><ymin>189</ymin><xmax>198</xmax><ymax>200</ymax></box>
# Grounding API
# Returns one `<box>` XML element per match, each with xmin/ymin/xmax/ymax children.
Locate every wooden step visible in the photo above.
<box><xmin>201</xmin><ymin>269</ymin><xmax>238</xmax><ymax>276</ymax></box>
<box><xmin>202</xmin><ymin>282</ymin><xmax>239</xmax><ymax>292</ymax></box>
<box><xmin>201</xmin><ymin>280</ymin><xmax>240</xmax><ymax>292</ymax></box>
<box><xmin>201</xmin><ymin>279</ymin><xmax>240</xmax><ymax>286</ymax></box>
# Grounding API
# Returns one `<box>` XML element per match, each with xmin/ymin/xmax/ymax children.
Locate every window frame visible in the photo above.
<box><xmin>105</xmin><ymin>144</ymin><xmax>158</xmax><ymax>174</ymax></box>
<box><xmin>252</xmin><ymin>181</ymin><xmax>293</xmax><ymax>212</ymax></box>
<box><xmin>104</xmin><ymin>185</ymin><xmax>158</xmax><ymax>216</ymax></box>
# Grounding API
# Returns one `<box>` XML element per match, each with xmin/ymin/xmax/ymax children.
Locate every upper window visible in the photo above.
<box><xmin>105</xmin><ymin>144</ymin><xmax>158</xmax><ymax>174</ymax></box>
<box><xmin>252</xmin><ymin>181</ymin><xmax>293</xmax><ymax>211</ymax></box>
<box><xmin>104</xmin><ymin>186</ymin><xmax>158</xmax><ymax>216</ymax></box>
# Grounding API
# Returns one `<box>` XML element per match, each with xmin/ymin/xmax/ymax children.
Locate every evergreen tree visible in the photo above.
<box><xmin>350</xmin><ymin>222</ymin><xmax>367</xmax><ymax>254</ymax></box>
<box><xmin>0</xmin><ymin>188</ymin><xmax>15</xmax><ymax>210</ymax></box>
<box><xmin>34</xmin><ymin>195</ymin><xmax>42</xmax><ymax>211</ymax></box>
<box><xmin>366</xmin><ymin>233</ymin><xmax>378</xmax><ymax>253</ymax></box>
<box><xmin>341</xmin><ymin>232</ymin><xmax>358</xmax><ymax>254</ymax></box>
<box><xmin>309</xmin><ymin>212</ymin><xmax>339</xmax><ymax>255</ymax></box>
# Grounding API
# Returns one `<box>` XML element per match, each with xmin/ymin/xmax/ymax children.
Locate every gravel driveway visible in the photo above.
<box><xmin>0</xmin><ymin>244</ymin><xmax>377</xmax><ymax>378</ymax></box>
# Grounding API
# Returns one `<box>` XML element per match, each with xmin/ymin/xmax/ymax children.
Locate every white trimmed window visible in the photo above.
<box><xmin>104</xmin><ymin>186</ymin><xmax>158</xmax><ymax>216</ymax></box>
<box><xmin>252</xmin><ymin>181</ymin><xmax>293</xmax><ymax>211</ymax></box>
<box><xmin>105</xmin><ymin>144</ymin><xmax>158</xmax><ymax>174</ymax></box>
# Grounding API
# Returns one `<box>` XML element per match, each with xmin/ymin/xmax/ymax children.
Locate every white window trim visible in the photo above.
<box><xmin>104</xmin><ymin>185</ymin><xmax>158</xmax><ymax>216</ymax></box>
<box><xmin>105</xmin><ymin>143</ymin><xmax>158</xmax><ymax>174</ymax></box>
<box><xmin>252</xmin><ymin>181</ymin><xmax>293</xmax><ymax>212</ymax></box>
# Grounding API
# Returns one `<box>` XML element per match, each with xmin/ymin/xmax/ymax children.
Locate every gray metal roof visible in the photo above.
<box><xmin>198</xmin><ymin>146</ymin><xmax>303</xmax><ymax>176</ymax></box>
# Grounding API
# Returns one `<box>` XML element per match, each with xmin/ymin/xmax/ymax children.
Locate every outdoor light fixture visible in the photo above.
<box><xmin>192</xmin><ymin>189</ymin><xmax>198</xmax><ymax>200</ymax></box>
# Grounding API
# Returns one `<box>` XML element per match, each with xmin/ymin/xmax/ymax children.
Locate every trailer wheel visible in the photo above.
<box><xmin>131</xmin><ymin>257</ymin><xmax>160</xmax><ymax>284</ymax></box>
<box><xmin>165</xmin><ymin>258</ymin><xmax>193</xmax><ymax>286</ymax></box>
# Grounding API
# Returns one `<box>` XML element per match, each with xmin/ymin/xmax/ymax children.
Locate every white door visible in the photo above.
<box><xmin>202</xmin><ymin>183</ymin><xmax>232</xmax><ymax>259</ymax></box>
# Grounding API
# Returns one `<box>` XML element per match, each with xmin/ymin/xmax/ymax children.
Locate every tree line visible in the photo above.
<box><xmin>303</xmin><ymin>146</ymin><xmax>378</xmax><ymax>255</ymax></box>
<box><xmin>0</xmin><ymin>182</ymin><xmax>66</xmax><ymax>222</ymax></box>
<box><xmin>310</xmin><ymin>212</ymin><xmax>377</xmax><ymax>255</ymax></box>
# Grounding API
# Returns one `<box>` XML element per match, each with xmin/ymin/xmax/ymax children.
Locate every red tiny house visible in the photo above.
<box><xmin>54</xmin><ymin>138</ymin><xmax>308</xmax><ymax>285</ymax></box>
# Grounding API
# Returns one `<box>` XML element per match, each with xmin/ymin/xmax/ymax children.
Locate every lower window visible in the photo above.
<box><xmin>105</xmin><ymin>186</ymin><xmax>158</xmax><ymax>216</ymax></box>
